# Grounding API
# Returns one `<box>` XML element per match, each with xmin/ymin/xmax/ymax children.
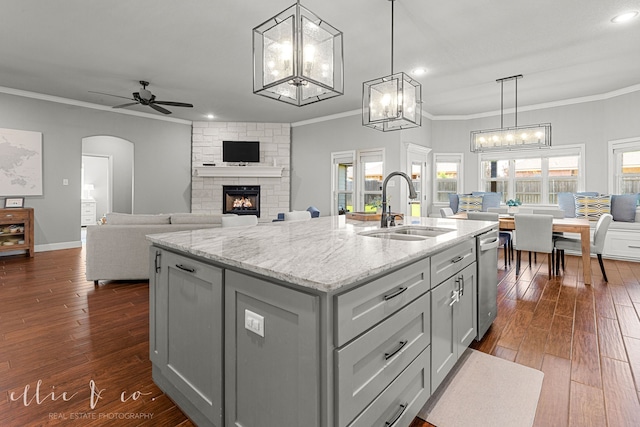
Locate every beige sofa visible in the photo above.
<box><xmin>86</xmin><ymin>212</ymin><xmax>232</xmax><ymax>285</ymax></box>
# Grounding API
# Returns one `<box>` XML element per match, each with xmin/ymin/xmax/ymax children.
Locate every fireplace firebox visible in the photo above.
<box><xmin>222</xmin><ymin>185</ymin><xmax>260</xmax><ymax>217</ymax></box>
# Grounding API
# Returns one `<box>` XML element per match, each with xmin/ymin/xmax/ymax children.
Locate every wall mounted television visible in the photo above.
<box><xmin>222</xmin><ymin>141</ymin><xmax>260</xmax><ymax>163</ymax></box>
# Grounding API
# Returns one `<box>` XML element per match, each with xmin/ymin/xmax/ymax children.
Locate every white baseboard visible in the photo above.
<box><xmin>35</xmin><ymin>241</ymin><xmax>82</xmax><ymax>252</ymax></box>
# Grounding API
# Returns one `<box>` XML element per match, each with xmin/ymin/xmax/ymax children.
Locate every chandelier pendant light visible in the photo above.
<box><xmin>470</xmin><ymin>74</ymin><xmax>551</xmax><ymax>152</ymax></box>
<box><xmin>253</xmin><ymin>0</ymin><xmax>344</xmax><ymax>106</ymax></box>
<box><xmin>363</xmin><ymin>0</ymin><xmax>422</xmax><ymax>131</ymax></box>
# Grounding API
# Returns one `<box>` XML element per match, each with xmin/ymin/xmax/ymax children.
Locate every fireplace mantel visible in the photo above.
<box><xmin>194</xmin><ymin>165</ymin><xmax>283</xmax><ymax>178</ymax></box>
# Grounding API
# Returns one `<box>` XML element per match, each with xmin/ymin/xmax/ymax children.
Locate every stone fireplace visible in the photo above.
<box><xmin>191</xmin><ymin>122</ymin><xmax>290</xmax><ymax>221</ymax></box>
<box><xmin>223</xmin><ymin>185</ymin><xmax>260</xmax><ymax>217</ymax></box>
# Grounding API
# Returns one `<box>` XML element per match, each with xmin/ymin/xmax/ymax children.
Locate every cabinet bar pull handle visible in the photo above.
<box><xmin>451</xmin><ymin>255</ymin><xmax>464</xmax><ymax>263</ymax></box>
<box><xmin>384</xmin><ymin>287</ymin><xmax>407</xmax><ymax>301</ymax></box>
<box><xmin>458</xmin><ymin>275</ymin><xmax>465</xmax><ymax>297</ymax></box>
<box><xmin>384</xmin><ymin>340</ymin><xmax>408</xmax><ymax>360</ymax></box>
<box><xmin>154</xmin><ymin>251</ymin><xmax>161</xmax><ymax>273</ymax></box>
<box><xmin>175</xmin><ymin>264</ymin><xmax>196</xmax><ymax>273</ymax></box>
<box><xmin>629</xmin><ymin>245</ymin><xmax>640</xmax><ymax>249</ymax></box>
<box><xmin>384</xmin><ymin>403</ymin><xmax>407</xmax><ymax>426</ymax></box>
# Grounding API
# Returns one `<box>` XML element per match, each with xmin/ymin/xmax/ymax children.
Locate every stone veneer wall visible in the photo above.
<box><xmin>191</xmin><ymin>122</ymin><xmax>290</xmax><ymax>221</ymax></box>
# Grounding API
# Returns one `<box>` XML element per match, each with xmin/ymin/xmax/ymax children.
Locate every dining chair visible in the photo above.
<box><xmin>533</xmin><ymin>209</ymin><xmax>565</xmax><ymax>218</ymax></box>
<box><xmin>514</xmin><ymin>214</ymin><xmax>554</xmax><ymax>277</ymax></box>
<box><xmin>467</xmin><ymin>211</ymin><xmax>512</xmax><ymax>268</ymax></box>
<box><xmin>554</xmin><ymin>213</ymin><xmax>613</xmax><ymax>281</ymax></box>
<box><xmin>221</xmin><ymin>215</ymin><xmax>259</xmax><ymax>227</ymax></box>
<box><xmin>284</xmin><ymin>210</ymin><xmax>312</xmax><ymax>221</ymax></box>
<box><xmin>440</xmin><ymin>207</ymin><xmax>454</xmax><ymax>217</ymax></box>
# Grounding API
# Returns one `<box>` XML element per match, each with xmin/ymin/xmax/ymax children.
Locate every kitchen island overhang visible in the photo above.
<box><xmin>146</xmin><ymin>216</ymin><xmax>495</xmax><ymax>294</ymax></box>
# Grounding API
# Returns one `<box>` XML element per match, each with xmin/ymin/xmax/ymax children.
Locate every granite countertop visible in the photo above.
<box><xmin>147</xmin><ymin>216</ymin><xmax>494</xmax><ymax>293</ymax></box>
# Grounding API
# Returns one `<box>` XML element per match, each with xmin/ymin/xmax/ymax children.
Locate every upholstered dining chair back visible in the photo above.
<box><xmin>284</xmin><ymin>210</ymin><xmax>312</xmax><ymax>221</ymax></box>
<box><xmin>533</xmin><ymin>209</ymin><xmax>565</xmax><ymax>219</ymax></box>
<box><xmin>487</xmin><ymin>207</ymin><xmax>508</xmax><ymax>214</ymax></box>
<box><xmin>221</xmin><ymin>215</ymin><xmax>259</xmax><ymax>227</ymax></box>
<box><xmin>514</xmin><ymin>214</ymin><xmax>553</xmax><ymax>253</ymax></box>
<box><xmin>440</xmin><ymin>207</ymin><xmax>454</xmax><ymax>218</ymax></box>
<box><xmin>593</xmin><ymin>213</ymin><xmax>613</xmax><ymax>254</ymax></box>
<box><xmin>467</xmin><ymin>211</ymin><xmax>499</xmax><ymax>221</ymax></box>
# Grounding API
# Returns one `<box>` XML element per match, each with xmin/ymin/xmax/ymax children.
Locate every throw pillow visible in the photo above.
<box><xmin>458</xmin><ymin>195</ymin><xmax>483</xmax><ymax>212</ymax></box>
<box><xmin>574</xmin><ymin>195</ymin><xmax>611</xmax><ymax>220</ymax></box>
<box><xmin>480</xmin><ymin>193</ymin><xmax>502</xmax><ymax>211</ymax></box>
<box><xmin>448</xmin><ymin>193</ymin><xmax>460</xmax><ymax>213</ymax></box>
<box><xmin>557</xmin><ymin>192</ymin><xmax>576</xmax><ymax>218</ymax></box>
<box><xmin>610</xmin><ymin>194</ymin><xmax>639</xmax><ymax>222</ymax></box>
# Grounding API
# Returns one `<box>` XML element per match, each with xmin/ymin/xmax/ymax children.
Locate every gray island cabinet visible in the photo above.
<box><xmin>147</xmin><ymin>216</ymin><xmax>494</xmax><ymax>427</ymax></box>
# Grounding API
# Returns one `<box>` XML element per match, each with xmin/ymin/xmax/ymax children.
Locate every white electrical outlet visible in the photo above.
<box><xmin>62</xmin><ymin>179</ymin><xmax>69</xmax><ymax>186</ymax></box>
<box><xmin>244</xmin><ymin>309</ymin><xmax>265</xmax><ymax>337</ymax></box>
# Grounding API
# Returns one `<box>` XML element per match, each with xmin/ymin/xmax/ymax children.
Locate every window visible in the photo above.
<box><xmin>434</xmin><ymin>153</ymin><xmax>463</xmax><ymax>204</ymax></box>
<box><xmin>358</xmin><ymin>149</ymin><xmax>384</xmax><ymax>212</ymax></box>
<box><xmin>331</xmin><ymin>151</ymin><xmax>355</xmax><ymax>214</ymax></box>
<box><xmin>609</xmin><ymin>137</ymin><xmax>640</xmax><ymax>195</ymax></box>
<box><xmin>331</xmin><ymin>148</ymin><xmax>385</xmax><ymax>214</ymax></box>
<box><xmin>479</xmin><ymin>145</ymin><xmax>584</xmax><ymax>205</ymax></box>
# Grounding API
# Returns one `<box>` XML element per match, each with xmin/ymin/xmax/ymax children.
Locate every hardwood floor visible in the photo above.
<box><xmin>2</xmin><ymin>247</ymin><xmax>640</xmax><ymax>426</ymax></box>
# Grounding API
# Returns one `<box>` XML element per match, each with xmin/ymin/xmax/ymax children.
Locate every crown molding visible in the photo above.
<box><xmin>292</xmin><ymin>84</ymin><xmax>640</xmax><ymax>127</ymax></box>
<box><xmin>0</xmin><ymin>86</ymin><xmax>192</xmax><ymax>125</ymax></box>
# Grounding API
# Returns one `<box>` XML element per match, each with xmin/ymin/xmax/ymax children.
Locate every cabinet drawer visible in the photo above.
<box><xmin>81</xmin><ymin>206</ymin><xmax>96</xmax><ymax>214</ymax></box>
<box><xmin>430</xmin><ymin>239</ymin><xmax>475</xmax><ymax>285</ymax></box>
<box><xmin>335</xmin><ymin>292</ymin><xmax>430</xmax><ymax>427</ymax></box>
<box><xmin>1</xmin><ymin>211</ymin><xmax>28</xmax><ymax>222</ymax></box>
<box><xmin>604</xmin><ymin>230</ymin><xmax>640</xmax><ymax>261</ymax></box>
<box><xmin>335</xmin><ymin>258</ymin><xmax>430</xmax><ymax>347</ymax></box>
<box><xmin>347</xmin><ymin>348</ymin><xmax>430</xmax><ymax>427</ymax></box>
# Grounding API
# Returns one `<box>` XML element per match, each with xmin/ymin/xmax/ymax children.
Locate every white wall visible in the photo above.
<box><xmin>431</xmin><ymin>90</ymin><xmax>640</xmax><ymax>195</ymax></box>
<box><xmin>291</xmin><ymin>113</ymin><xmax>432</xmax><ymax>216</ymax></box>
<box><xmin>0</xmin><ymin>92</ymin><xmax>192</xmax><ymax>250</ymax></box>
<box><xmin>191</xmin><ymin>122</ymin><xmax>290</xmax><ymax>221</ymax></box>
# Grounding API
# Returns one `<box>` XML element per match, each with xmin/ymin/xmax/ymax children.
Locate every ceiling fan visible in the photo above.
<box><xmin>90</xmin><ymin>80</ymin><xmax>193</xmax><ymax>114</ymax></box>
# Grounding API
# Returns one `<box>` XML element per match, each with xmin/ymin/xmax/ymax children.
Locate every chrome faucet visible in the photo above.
<box><xmin>380</xmin><ymin>171</ymin><xmax>418</xmax><ymax>228</ymax></box>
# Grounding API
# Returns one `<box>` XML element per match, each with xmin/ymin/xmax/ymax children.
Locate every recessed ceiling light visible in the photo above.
<box><xmin>206</xmin><ymin>114</ymin><xmax>215</xmax><ymax>119</ymax></box>
<box><xmin>412</xmin><ymin>67</ymin><xmax>427</xmax><ymax>76</ymax></box>
<box><xmin>611</xmin><ymin>11</ymin><xmax>638</xmax><ymax>23</ymax></box>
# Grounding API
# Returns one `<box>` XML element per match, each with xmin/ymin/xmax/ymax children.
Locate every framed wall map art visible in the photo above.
<box><xmin>0</xmin><ymin>127</ymin><xmax>43</xmax><ymax>196</ymax></box>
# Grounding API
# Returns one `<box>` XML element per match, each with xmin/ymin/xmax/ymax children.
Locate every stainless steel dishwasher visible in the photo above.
<box><xmin>476</xmin><ymin>227</ymin><xmax>499</xmax><ymax>340</ymax></box>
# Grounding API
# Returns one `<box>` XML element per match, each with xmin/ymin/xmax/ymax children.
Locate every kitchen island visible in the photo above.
<box><xmin>147</xmin><ymin>216</ymin><xmax>495</xmax><ymax>427</ymax></box>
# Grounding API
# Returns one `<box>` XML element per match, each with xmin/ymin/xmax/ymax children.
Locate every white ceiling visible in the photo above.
<box><xmin>2</xmin><ymin>0</ymin><xmax>639</xmax><ymax>123</ymax></box>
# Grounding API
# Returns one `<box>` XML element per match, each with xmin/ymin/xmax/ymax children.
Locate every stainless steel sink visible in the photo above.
<box><xmin>390</xmin><ymin>226</ymin><xmax>455</xmax><ymax>237</ymax></box>
<box><xmin>359</xmin><ymin>226</ymin><xmax>455</xmax><ymax>241</ymax></box>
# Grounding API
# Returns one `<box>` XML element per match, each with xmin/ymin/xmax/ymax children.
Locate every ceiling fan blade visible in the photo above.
<box><xmin>149</xmin><ymin>103</ymin><xmax>172</xmax><ymax>114</ymax></box>
<box><xmin>153</xmin><ymin>101</ymin><xmax>194</xmax><ymax>108</ymax></box>
<box><xmin>112</xmin><ymin>102</ymin><xmax>140</xmax><ymax>109</ymax></box>
<box><xmin>89</xmin><ymin>91</ymin><xmax>135</xmax><ymax>101</ymax></box>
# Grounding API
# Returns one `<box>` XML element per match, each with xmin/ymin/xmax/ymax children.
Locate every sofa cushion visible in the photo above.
<box><xmin>458</xmin><ymin>195</ymin><xmax>483</xmax><ymax>212</ymax></box>
<box><xmin>575</xmin><ymin>195</ymin><xmax>611</xmax><ymax>220</ymax></box>
<box><xmin>105</xmin><ymin>213</ymin><xmax>171</xmax><ymax>225</ymax></box>
<box><xmin>170</xmin><ymin>213</ymin><xmax>227</xmax><ymax>224</ymax></box>
<box><xmin>610</xmin><ymin>194</ymin><xmax>639</xmax><ymax>222</ymax></box>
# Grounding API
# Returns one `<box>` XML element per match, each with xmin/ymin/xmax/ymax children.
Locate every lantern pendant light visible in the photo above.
<box><xmin>253</xmin><ymin>0</ymin><xmax>344</xmax><ymax>106</ymax></box>
<box><xmin>362</xmin><ymin>0</ymin><xmax>422</xmax><ymax>131</ymax></box>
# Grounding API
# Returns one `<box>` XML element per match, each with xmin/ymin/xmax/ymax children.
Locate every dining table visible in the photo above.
<box><xmin>450</xmin><ymin>212</ymin><xmax>593</xmax><ymax>284</ymax></box>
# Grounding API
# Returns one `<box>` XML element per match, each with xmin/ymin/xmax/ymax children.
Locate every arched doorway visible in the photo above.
<box><xmin>81</xmin><ymin>136</ymin><xmax>134</xmax><ymax>224</ymax></box>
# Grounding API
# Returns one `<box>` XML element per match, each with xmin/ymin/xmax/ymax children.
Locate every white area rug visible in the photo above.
<box><xmin>419</xmin><ymin>349</ymin><xmax>544</xmax><ymax>427</ymax></box>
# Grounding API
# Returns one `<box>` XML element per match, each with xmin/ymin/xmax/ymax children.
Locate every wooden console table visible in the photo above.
<box><xmin>0</xmin><ymin>207</ymin><xmax>34</xmax><ymax>257</ymax></box>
